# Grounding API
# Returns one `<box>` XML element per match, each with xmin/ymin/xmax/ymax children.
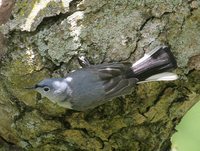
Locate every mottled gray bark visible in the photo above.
<box><xmin>0</xmin><ymin>0</ymin><xmax>200</xmax><ymax>151</ymax></box>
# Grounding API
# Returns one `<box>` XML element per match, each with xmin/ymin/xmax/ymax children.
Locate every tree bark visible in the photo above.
<box><xmin>0</xmin><ymin>0</ymin><xmax>200</xmax><ymax>150</ymax></box>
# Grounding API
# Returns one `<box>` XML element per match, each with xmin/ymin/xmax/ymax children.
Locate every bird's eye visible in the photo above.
<box><xmin>43</xmin><ymin>87</ymin><xmax>50</xmax><ymax>92</ymax></box>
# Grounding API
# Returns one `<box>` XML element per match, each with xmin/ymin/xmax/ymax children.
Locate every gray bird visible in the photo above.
<box><xmin>28</xmin><ymin>46</ymin><xmax>178</xmax><ymax>111</ymax></box>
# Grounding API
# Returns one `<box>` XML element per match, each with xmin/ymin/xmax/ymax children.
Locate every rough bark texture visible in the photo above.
<box><xmin>0</xmin><ymin>0</ymin><xmax>200</xmax><ymax>150</ymax></box>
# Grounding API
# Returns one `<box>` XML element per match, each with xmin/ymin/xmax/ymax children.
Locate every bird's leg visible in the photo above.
<box><xmin>77</xmin><ymin>56</ymin><xmax>91</xmax><ymax>68</ymax></box>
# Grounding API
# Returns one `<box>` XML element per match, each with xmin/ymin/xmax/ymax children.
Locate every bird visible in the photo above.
<box><xmin>27</xmin><ymin>46</ymin><xmax>178</xmax><ymax>111</ymax></box>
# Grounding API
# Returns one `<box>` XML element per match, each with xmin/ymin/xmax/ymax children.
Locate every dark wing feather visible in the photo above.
<box><xmin>91</xmin><ymin>62</ymin><xmax>138</xmax><ymax>99</ymax></box>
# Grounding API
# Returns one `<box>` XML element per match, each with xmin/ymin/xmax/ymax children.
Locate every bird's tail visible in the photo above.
<box><xmin>131</xmin><ymin>46</ymin><xmax>178</xmax><ymax>83</ymax></box>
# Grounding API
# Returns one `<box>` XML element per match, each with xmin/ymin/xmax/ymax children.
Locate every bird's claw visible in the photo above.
<box><xmin>77</xmin><ymin>56</ymin><xmax>91</xmax><ymax>68</ymax></box>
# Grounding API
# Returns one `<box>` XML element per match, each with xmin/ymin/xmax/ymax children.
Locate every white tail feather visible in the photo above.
<box><xmin>138</xmin><ymin>72</ymin><xmax>178</xmax><ymax>83</ymax></box>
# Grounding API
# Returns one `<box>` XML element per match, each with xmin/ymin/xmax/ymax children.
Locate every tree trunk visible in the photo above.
<box><xmin>0</xmin><ymin>0</ymin><xmax>200</xmax><ymax>150</ymax></box>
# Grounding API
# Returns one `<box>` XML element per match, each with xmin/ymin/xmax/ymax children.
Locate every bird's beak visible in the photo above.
<box><xmin>24</xmin><ymin>85</ymin><xmax>37</xmax><ymax>90</ymax></box>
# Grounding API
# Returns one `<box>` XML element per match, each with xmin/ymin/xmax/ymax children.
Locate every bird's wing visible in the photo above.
<box><xmin>92</xmin><ymin>62</ymin><xmax>138</xmax><ymax>99</ymax></box>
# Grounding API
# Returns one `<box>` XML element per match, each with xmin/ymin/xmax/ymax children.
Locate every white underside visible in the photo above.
<box><xmin>57</xmin><ymin>101</ymin><xmax>72</xmax><ymax>109</ymax></box>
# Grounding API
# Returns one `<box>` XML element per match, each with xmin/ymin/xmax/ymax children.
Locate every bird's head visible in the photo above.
<box><xmin>26</xmin><ymin>78</ymin><xmax>71</xmax><ymax>106</ymax></box>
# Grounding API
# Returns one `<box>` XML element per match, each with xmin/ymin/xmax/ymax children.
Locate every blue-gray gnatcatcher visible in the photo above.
<box><xmin>27</xmin><ymin>46</ymin><xmax>178</xmax><ymax>111</ymax></box>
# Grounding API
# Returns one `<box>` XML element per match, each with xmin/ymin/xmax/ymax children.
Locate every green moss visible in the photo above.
<box><xmin>0</xmin><ymin>48</ymin><xmax>49</xmax><ymax>106</ymax></box>
<box><xmin>15</xmin><ymin>0</ymin><xmax>37</xmax><ymax>17</ymax></box>
<box><xmin>14</xmin><ymin>110</ymin><xmax>62</xmax><ymax>140</ymax></box>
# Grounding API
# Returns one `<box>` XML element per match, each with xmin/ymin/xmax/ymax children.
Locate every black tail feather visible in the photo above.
<box><xmin>132</xmin><ymin>46</ymin><xmax>177</xmax><ymax>81</ymax></box>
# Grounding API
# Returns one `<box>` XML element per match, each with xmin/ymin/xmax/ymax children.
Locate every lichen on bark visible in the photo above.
<box><xmin>0</xmin><ymin>0</ymin><xmax>200</xmax><ymax>150</ymax></box>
